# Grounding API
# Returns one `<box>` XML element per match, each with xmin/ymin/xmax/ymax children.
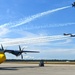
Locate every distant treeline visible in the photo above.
<box><xmin>5</xmin><ymin>59</ymin><xmax>75</xmax><ymax>62</ymax></box>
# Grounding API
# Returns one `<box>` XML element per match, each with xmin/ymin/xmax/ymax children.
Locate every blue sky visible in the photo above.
<box><xmin>0</xmin><ymin>0</ymin><xmax>75</xmax><ymax>60</ymax></box>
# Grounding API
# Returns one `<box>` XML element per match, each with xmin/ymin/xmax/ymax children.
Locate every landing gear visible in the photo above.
<box><xmin>39</xmin><ymin>60</ymin><xmax>44</xmax><ymax>67</ymax></box>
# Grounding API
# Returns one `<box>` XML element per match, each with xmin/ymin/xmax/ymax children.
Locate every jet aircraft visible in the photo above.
<box><xmin>0</xmin><ymin>45</ymin><xmax>39</xmax><ymax>64</ymax></box>
<box><xmin>63</xmin><ymin>33</ymin><xmax>71</xmax><ymax>36</ymax></box>
<box><xmin>72</xmin><ymin>2</ymin><xmax>75</xmax><ymax>7</ymax></box>
<box><xmin>63</xmin><ymin>33</ymin><xmax>75</xmax><ymax>37</ymax></box>
<box><xmin>70</xmin><ymin>34</ymin><xmax>75</xmax><ymax>37</ymax></box>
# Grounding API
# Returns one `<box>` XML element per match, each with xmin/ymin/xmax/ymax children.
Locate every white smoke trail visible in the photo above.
<box><xmin>0</xmin><ymin>23</ymin><xmax>11</xmax><ymax>28</ymax></box>
<box><xmin>18</xmin><ymin>23</ymin><xmax>75</xmax><ymax>30</ymax></box>
<box><xmin>47</xmin><ymin>23</ymin><xmax>75</xmax><ymax>27</ymax></box>
<box><xmin>10</xmin><ymin>6</ymin><xmax>71</xmax><ymax>28</ymax></box>
<box><xmin>0</xmin><ymin>6</ymin><xmax>71</xmax><ymax>29</ymax></box>
<box><xmin>0</xmin><ymin>35</ymin><xmax>69</xmax><ymax>46</ymax></box>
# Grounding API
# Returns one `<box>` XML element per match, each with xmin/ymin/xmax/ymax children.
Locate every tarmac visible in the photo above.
<box><xmin>0</xmin><ymin>63</ymin><xmax>75</xmax><ymax>75</ymax></box>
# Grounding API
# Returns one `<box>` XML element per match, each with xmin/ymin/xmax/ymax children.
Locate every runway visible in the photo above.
<box><xmin>0</xmin><ymin>63</ymin><xmax>75</xmax><ymax>75</ymax></box>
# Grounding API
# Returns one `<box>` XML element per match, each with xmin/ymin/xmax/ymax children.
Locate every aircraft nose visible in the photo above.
<box><xmin>0</xmin><ymin>53</ymin><xmax>6</xmax><ymax>63</ymax></box>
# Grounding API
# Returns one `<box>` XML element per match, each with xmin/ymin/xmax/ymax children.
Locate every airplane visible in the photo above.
<box><xmin>63</xmin><ymin>33</ymin><xmax>75</xmax><ymax>37</ymax></box>
<box><xmin>0</xmin><ymin>45</ymin><xmax>39</xmax><ymax>64</ymax></box>
<box><xmin>4</xmin><ymin>45</ymin><xmax>39</xmax><ymax>59</ymax></box>
<box><xmin>63</xmin><ymin>33</ymin><xmax>71</xmax><ymax>36</ymax></box>
<box><xmin>72</xmin><ymin>2</ymin><xmax>75</xmax><ymax>7</ymax></box>
<box><xmin>70</xmin><ymin>34</ymin><xmax>75</xmax><ymax>37</ymax></box>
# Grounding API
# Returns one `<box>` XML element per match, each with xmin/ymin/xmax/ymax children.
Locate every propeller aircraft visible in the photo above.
<box><xmin>0</xmin><ymin>45</ymin><xmax>39</xmax><ymax>64</ymax></box>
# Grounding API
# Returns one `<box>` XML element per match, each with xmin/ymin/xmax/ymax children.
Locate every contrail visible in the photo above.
<box><xmin>10</xmin><ymin>6</ymin><xmax>71</xmax><ymax>28</ymax></box>
<box><xmin>0</xmin><ymin>5</ymin><xmax>71</xmax><ymax>37</ymax></box>
<box><xmin>0</xmin><ymin>23</ymin><xmax>10</xmax><ymax>28</ymax></box>
<box><xmin>48</xmin><ymin>23</ymin><xmax>75</xmax><ymax>27</ymax></box>
<box><xmin>0</xmin><ymin>35</ymin><xmax>69</xmax><ymax>46</ymax></box>
<box><xmin>0</xmin><ymin>6</ymin><xmax>71</xmax><ymax>28</ymax></box>
<box><xmin>18</xmin><ymin>23</ymin><xmax>75</xmax><ymax>30</ymax></box>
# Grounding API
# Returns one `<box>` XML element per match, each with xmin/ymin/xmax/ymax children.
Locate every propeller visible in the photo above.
<box><xmin>19</xmin><ymin>45</ymin><xmax>24</xmax><ymax>59</ymax></box>
<box><xmin>1</xmin><ymin>44</ymin><xmax>5</xmax><ymax>52</ymax></box>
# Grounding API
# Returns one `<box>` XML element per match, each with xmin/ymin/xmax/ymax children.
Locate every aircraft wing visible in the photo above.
<box><xmin>22</xmin><ymin>51</ymin><xmax>39</xmax><ymax>53</ymax></box>
<box><xmin>4</xmin><ymin>50</ymin><xmax>15</xmax><ymax>53</ymax></box>
<box><xmin>63</xmin><ymin>33</ymin><xmax>71</xmax><ymax>35</ymax></box>
<box><xmin>1</xmin><ymin>45</ymin><xmax>39</xmax><ymax>59</ymax></box>
<box><xmin>4</xmin><ymin>50</ymin><xmax>22</xmax><ymax>56</ymax></box>
<box><xmin>4</xmin><ymin>50</ymin><xmax>39</xmax><ymax>56</ymax></box>
<box><xmin>4</xmin><ymin>50</ymin><xmax>39</xmax><ymax>53</ymax></box>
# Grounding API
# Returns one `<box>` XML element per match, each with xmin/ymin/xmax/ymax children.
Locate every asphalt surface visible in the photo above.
<box><xmin>0</xmin><ymin>63</ymin><xmax>75</xmax><ymax>75</ymax></box>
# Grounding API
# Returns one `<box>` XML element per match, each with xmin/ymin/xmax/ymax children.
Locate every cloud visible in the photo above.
<box><xmin>23</xmin><ymin>55</ymin><xmax>35</xmax><ymax>59</ymax></box>
<box><xmin>42</xmin><ymin>48</ymin><xmax>75</xmax><ymax>55</ymax></box>
<box><xmin>0</xmin><ymin>27</ymin><xmax>10</xmax><ymax>37</ymax></box>
<box><xmin>52</xmin><ymin>38</ymin><xmax>72</xmax><ymax>45</ymax></box>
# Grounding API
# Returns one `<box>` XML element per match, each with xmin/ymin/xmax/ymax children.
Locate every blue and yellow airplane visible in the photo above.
<box><xmin>0</xmin><ymin>45</ymin><xmax>39</xmax><ymax>64</ymax></box>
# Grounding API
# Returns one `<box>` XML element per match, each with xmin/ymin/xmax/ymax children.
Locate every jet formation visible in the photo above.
<box><xmin>63</xmin><ymin>3</ymin><xmax>75</xmax><ymax>37</ymax></box>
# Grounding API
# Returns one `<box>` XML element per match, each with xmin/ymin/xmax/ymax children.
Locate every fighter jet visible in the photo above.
<box><xmin>63</xmin><ymin>33</ymin><xmax>71</xmax><ymax>36</ymax></box>
<box><xmin>72</xmin><ymin>2</ymin><xmax>75</xmax><ymax>7</ymax></box>
<box><xmin>63</xmin><ymin>33</ymin><xmax>75</xmax><ymax>37</ymax></box>
<box><xmin>70</xmin><ymin>34</ymin><xmax>75</xmax><ymax>37</ymax></box>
